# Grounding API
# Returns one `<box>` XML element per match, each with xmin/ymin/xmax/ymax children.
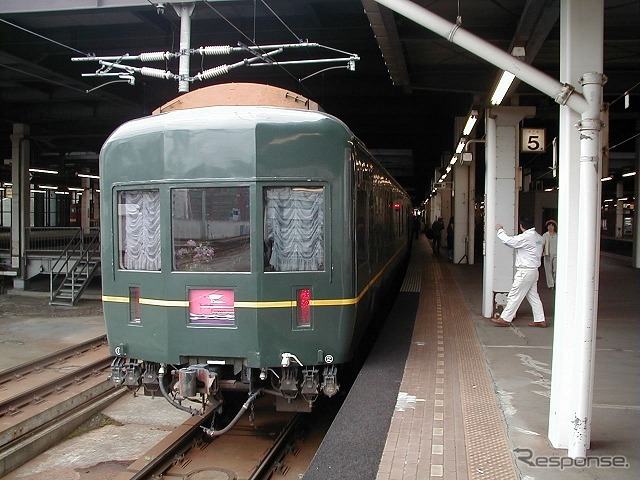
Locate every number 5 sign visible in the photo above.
<box><xmin>521</xmin><ymin>128</ymin><xmax>545</xmax><ymax>152</ymax></box>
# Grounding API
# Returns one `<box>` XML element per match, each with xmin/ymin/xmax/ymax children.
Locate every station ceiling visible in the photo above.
<box><xmin>1</xmin><ymin>0</ymin><xmax>638</xmax><ymax>203</ymax></box>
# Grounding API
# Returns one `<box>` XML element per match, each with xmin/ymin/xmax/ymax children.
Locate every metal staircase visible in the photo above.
<box><xmin>50</xmin><ymin>229</ymin><xmax>101</xmax><ymax>306</ymax></box>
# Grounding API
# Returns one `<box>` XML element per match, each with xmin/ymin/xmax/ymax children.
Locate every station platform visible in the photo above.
<box><xmin>1</xmin><ymin>236</ymin><xmax>638</xmax><ymax>479</ymax></box>
<box><xmin>306</xmin><ymin>234</ymin><xmax>639</xmax><ymax>480</ymax></box>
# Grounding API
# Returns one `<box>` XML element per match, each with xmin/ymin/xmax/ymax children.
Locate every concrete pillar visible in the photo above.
<box><xmin>441</xmin><ymin>185</ymin><xmax>452</xmax><ymax>229</ymax></box>
<box><xmin>634</xmin><ymin>124</ymin><xmax>640</xmax><ymax>268</ymax></box>
<box><xmin>453</xmin><ymin>162</ymin><xmax>469</xmax><ymax>263</ymax></box>
<box><xmin>9</xmin><ymin>124</ymin><xmax>31</xmax><ymax>289</ymax></box>
<box><xmin>467</xmin><ymin>145</ymin><xmax>477</xmax><ymax>265</ymax></box>
<box><xmin>482</xmin><ymin>106</ymin><xmax>535</xmax><ymax>318</ymax></box>
<box><xmin>81</xmin><ymin>176</ymin><xmax>91</xmax><ymax>234</ymax></box>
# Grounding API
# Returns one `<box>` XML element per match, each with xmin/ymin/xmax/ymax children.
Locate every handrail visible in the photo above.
<box><xmin>49</xmin><ymin>229</ymin><xmax>100</xmax><ymax>302</ymax></box>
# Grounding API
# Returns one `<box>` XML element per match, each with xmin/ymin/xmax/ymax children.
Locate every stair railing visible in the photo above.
<box><xmin>49</xmin><ymin>228</ymin><xmax>100</xmax><ymax>303</ymax></box>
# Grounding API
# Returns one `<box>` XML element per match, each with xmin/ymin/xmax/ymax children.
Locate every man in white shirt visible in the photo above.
<box><xmin>492</xmin><ymin>217</ymin><xmax>547</xmax><ymax>328</ymax></box>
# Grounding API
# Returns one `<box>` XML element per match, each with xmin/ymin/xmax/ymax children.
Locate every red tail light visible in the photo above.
<box><xmin>129</xmin><ymin>287</ymin><xmax>140</xmax><ymax>323</ymax></box>
<box><xmin>296</xmin><ymin>288</ymin><xmax>311</xmax><ymax>326</ymax></box>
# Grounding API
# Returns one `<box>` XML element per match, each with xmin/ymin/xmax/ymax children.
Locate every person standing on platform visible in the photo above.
<box><xmin>413</xmin><ymin>214</ymin><xmax>422</xmax><ymax>239</ymax></box>
<box><xmin>492</xmin><ymin>217</ymin><xmax>547</xmax><ymax>328</ymax></box>
<box><xmin>542</xmin><ymin>220</ymin><xmax>558</xmax><ymax>289</ymax></box>
<box><xmin>431</xmin><ymin>217</ymin><xmax>445</xmax><ymax>255</ymax></box>
<box><xmin>446</xmin><ymin>217</ymin><xmax>454</xmax><ymax>261</ymax></box>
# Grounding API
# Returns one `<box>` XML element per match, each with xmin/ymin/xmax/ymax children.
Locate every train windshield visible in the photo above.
<box><xmin>263</xmin><ymin>186</ymin><xmax>325</xmax><ymax>272</ymax></box>
<box><xmin>171</xmin><ymin>186</ymin><xmax>250</xmax><ymax>272</ymax></box>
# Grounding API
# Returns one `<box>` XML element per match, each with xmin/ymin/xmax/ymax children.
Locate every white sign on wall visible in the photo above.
<box><xmin>521</xmin><ymin>128</ymin><xmax>546</xmax><ymax>152</ymax></box>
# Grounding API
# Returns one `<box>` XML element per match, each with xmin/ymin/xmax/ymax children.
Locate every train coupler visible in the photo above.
<box><xmin>176</xmin><ymin>365</ymin><xmax>219</xmax><ymax>398</ymax></box>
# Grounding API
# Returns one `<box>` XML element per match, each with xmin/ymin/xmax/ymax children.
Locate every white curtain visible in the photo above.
<box><xmin>120</xmin><ymin>190</ymin><xmax>161</xmax><ymax>270</ymax></box>
<box><xmin>264</xmin><ymin>187</ymin><xmax>324</xmax><ymax>272</ymax></box>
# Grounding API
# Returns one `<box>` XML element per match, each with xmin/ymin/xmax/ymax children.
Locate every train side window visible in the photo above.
<box><xmin>117</xmin><ymin>189</ymin><xmax>161</xmax><ymax>271</ymax></box>
<box><xmin>356</xmin><ymin>188</ymin><xmax>368</xmax><ymax>261</ymax></box>
<box><xmin>263</xmin><ymin>187</ymin><xmax>325</xmax><ymax>272</ymax></box>
<box><xmin>172</xmin><ymin>187</ymin><xmax>250</xmax><ymax>272</ymax></box>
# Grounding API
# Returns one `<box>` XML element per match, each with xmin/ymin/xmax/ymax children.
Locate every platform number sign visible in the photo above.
<box><xmin>522</xmin><ymin>128</ymin><xmax>545</xmax><ymax>152</ymax></box>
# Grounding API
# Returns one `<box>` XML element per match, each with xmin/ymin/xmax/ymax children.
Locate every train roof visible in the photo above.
<box><xmin>153</xmin><ymin>83</ymin><xmax>322</xmax><ymax>114</ymax></box>
<box><xmin>102</xmin><ymin>104</ymin><xmax>352</xmax><ymax>147</ymax></box>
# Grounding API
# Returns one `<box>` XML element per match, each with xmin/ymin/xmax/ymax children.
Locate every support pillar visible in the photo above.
<box><xmin>634</xmin><ymin>124</ymin><xmax>640</xmax><ymax>268</ymax></box>
<box><xmin>482</xmin><ymin>106</ymin><xmax>535</xmax><ymax>318</ymax></box>
<box><xmin>549</xmin><ymin>1</ymin><xmax>604</xmax><ymax>457</ymax></box>
<box><xmin>467</xmin><ymin>145</ymin><xmax>476</xmax><ymax>265</ymax></box>
<box><xmin>441</xmin><ymin>181</ymin><xmax>452</xmax><ymax>228</ymax></box>
<box><xmin>174</xmin><ymin>2</ymin><xmax>196</xmax><ymax>93</ymax></box>
<box><xmin>9</xmin><ymin>124</ymin><xmax>30</xmax><ymax>289</ymax></box>
<box><xmin>80</xmin><ymin>176</ymin><xmax>91</xmax><ymax>234</ymax></box>
<box><xmin>453</xmin><ymin>162</ymin><xmax>469</xmax><ymax>263</ymax></box>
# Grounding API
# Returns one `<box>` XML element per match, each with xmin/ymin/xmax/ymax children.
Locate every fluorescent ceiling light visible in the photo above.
<box><xmin>77</xmin><ymin>173</ymin><xmax>100</xmax><ymax>179</ymax></box>
<box><xmin>622</xmin><ymin>171</ymin><xmax>636</xmax><ymax>177</ymax></box>
<box><xmin>29</xmin><ymin>168</ymin><xmax>58</xmax><ymax>175</ymax></box>
<box><xmin>600</xmin><ymin>176</ymin><xmax>613</xmax><ymax>182</ymax></box>
<box><xmin>462</xmin><ymin>110</ymin><xmax>478</xmax><ymax>135</ymax></box>
<box><xmin>455</xmin><ymin>138</ymin><xmax>466</xmax><ymax>154</ymax></box>
<box><xmin>490</xmin><ymin>71</ymin><xmax>515</xmax><ymax>105</ymax></box>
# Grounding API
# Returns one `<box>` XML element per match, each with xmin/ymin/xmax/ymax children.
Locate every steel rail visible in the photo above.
<box><xmin>122</xmin><ymin>410</ymin><xmax>301</xmax><ymax>480</ymax></box>
<box><xmin>0</xmin><ymin>386</ymin><xmax>125</xmax><ymax>478</ymax></box>
<box><xmin>125</xmin><ymin>411</ymin><xmax>216</xmax><ymax>480</ymax></box>
<box><xmin>0</xmin><ymin>356</ymin><xmax>112</xmax><ymax>417</ymax></box>
<box><xmin>0</xmin><ymin>335</ymin><xmax>108</xmax><ymax>386</ymax></box>
<box><xmin>248</xmin><ymin>413</ymin><xmax>302</xmax><ymax>480</ymax></box>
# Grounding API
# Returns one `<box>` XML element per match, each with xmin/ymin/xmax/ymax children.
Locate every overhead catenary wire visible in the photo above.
<box><xmin>609</xmin><ymin>131</ymin><xmax>640</xmax><ymax>151</ymax></box>
<box><xmin>199</xmin><ymin>0</ymin><xmax>334</xmax><ymax>98</ymax></box>
<box><xmin>259</xmin><ymin>0</ymin><xmax>303</xmax><ymax>44</ymax></box>
<box><xmin>0</xmin><ymin>62</ymin><xmax>88</xmax><ymax>94</ymax></box>
<box><xmin>0</xmin><ymin>17</ymin><xmax>89</xmax><ymax>56</ymax></box>
<box><xmin>3</xmin><ymin>1</ymin><xmax>357</xmax><ymax>102</ymax></box>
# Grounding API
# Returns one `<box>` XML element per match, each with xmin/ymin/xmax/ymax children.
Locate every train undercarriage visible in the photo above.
<box><xmin>110</xmin><ymin>356</ymin><xmax>340</xmax><ymax>422</ymax></box>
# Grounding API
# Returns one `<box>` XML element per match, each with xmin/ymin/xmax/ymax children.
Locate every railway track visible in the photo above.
<box><xmin>1</xmin><ymin>336</ymin><xmax>338</xmax><ymax>479</ymax></box>
<box><xmin>114</xmin><ymin>395</ymin><xmax>335</xmax><ymax>480</ymax></box>
<box><xmin>0</xmin><ymin>335</ymin><xmax>123</xmax><ymax>477</ymax></box>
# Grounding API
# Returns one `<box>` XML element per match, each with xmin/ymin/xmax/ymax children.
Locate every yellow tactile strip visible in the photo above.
<box><xmin>445</xmin><ymin>266</ymin><xmax>520</xmax><ymax>479</ymax></box>
<box><xmin>377</xmin><ymin>238</ymin><xmax>518</xmax><ymax>479</ymax></box>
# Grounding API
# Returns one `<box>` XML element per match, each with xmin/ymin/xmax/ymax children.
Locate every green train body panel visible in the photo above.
<box><xmin>100</xmin><ymin>105</ymin><xmax>410</xmax><ymax>371</ymax></box>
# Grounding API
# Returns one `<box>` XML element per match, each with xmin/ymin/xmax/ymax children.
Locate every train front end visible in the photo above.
<box><xmin>100</xmin><ymin>106</ymin><xmax>356</xmax><ymax>415</ymax></box>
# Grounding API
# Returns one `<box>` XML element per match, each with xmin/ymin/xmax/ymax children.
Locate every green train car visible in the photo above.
<box><xmin>101</xmin><ymin>84</ymin><xmax>410</xmax><ymax>422</ymax></box>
